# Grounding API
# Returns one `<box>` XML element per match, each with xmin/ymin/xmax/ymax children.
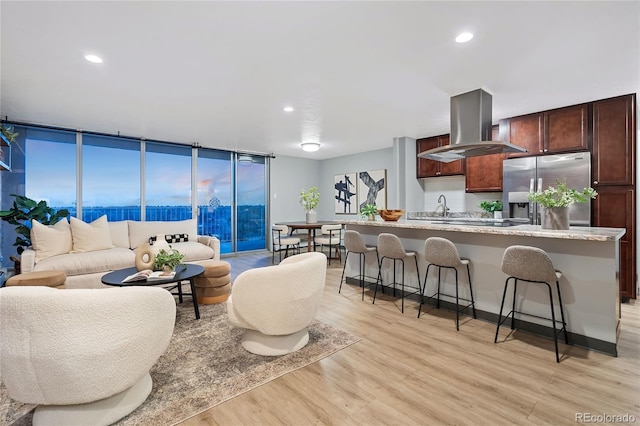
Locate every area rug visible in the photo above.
<box><xmin>0</xmin><ymin>300</ymin><xmax>360</xmax><ymax>425</ymax></box>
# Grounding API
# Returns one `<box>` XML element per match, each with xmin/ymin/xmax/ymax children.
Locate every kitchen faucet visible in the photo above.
<box><xmin>438</xmin><ymin>194</ymin><xmax>449</xmax><ymax>217</ymax></box>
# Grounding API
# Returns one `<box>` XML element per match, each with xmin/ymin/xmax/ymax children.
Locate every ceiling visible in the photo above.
<box><xmin>1</xmin><ymin>1</ymin><xmax>638</xmax><ymax>160</ymax></box>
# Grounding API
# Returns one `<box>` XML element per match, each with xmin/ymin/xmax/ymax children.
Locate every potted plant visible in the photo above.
<box><xmin>528</xmin><ymin>179</ymin><xmax>597</xmax><ymax>229</ymax></box>
<box><xmin>152</xmin><ymin>247</ymin><xmax>185</xmax><ymax>272</ymax></box>
<box><xmin>360</xmin><ymin>203</ymin><xmax>378</xmax><ymax>221</ymax></box>
<box><xmin>299</xmin><ymin>186</ymin><xmax>320</xmax><ymax>223</ymax></box>
<box><xmin>479</xmin><ymin>200</ymin><xmax>504</xmax><ymax>219</ymax></box>
<box><xmin>0</xmin><ymin>194</ymin><xmax>70</xmax><ymax>273</ymax></box>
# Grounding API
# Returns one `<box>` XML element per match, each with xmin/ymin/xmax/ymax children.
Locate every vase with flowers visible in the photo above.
<box><xmin>299</xmin><ymin>186</ymin><xmax>320</xmax><ymax>224</ymax></box>
<box><xmin>527</xmin><ymin>179</ymin><xmax>597</xmax><ymax>230</ymax></box>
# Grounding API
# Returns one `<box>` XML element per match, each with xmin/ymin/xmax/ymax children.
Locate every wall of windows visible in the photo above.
<box><xmin>0</xmin><ymin>125</ymin><xmax>267</xmax><ymax>267</ymax></box>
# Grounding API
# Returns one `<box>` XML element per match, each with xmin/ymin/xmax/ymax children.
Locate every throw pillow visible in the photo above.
<box><xmin>70</xmin><ymin>215</ymin><xmax>115</xmax><ymax>252</ymax></box>
<box><xmin>149</xmin><ymin>233</ymin><xmax>189</xmax><ymax>245</ymax></box>
<box><xmin>30</xmin><ymin>219</ymin><xmax>73</xmax><ymax>263</ymax></box>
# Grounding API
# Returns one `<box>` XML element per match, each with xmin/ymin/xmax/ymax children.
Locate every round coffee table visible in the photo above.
<box><xmin>102</xmin><ymin>264</ymin><xmax>205</xmax><ymax>319</ymax></box>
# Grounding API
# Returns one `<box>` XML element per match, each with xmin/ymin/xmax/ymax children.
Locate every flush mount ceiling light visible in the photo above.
<box><xmin>238</xmin><ymin>154</ymin><xmax>254</xmax><ymax>163</ymax></box>
<box><xmin>283</xmin><ymin>106</ymin><xmax>294</xmax><ymax>112</ymax></box>
<box><xmin>84</xmin><ymin>54</ymin><xmax>103</xmax><ymax>63</ymax></box>
<box><xmin>301</xmin><ymin>142</ymin><xmax>320</xmax><ymax>152</ymax></box>
<box><xmin>455</xmin><ymin>32</ymin><xmax>474</xmax><ymax>43</ymax></box>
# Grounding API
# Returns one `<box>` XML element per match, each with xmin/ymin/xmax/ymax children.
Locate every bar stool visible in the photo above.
<box><xmin>494</xmin><ymin>245</ymin><xmax>568</xmax><ymax>363</ymax></box>
<box><xmin>271</xmin><ymin>225</ymin><xmax>300</xmax><ymax>264</ymax></box>
<box><xmin>373</xmin><ymin>233</ymin><xmax>421</xmax><ymax>313</ymax></box>
<box><xmin>339</xmin><ymin>230</ymin><xmax>379</xmax><ymax>300</ymax></box>
<box><xmin>314</xmin><ymin>224</ymin><xmax>343</xmax><ymax>265</ymax></box>
<box><xmin>419</xmin><ymin>237</ymin><xmax>476</xmax><ymax>330</ymax></box>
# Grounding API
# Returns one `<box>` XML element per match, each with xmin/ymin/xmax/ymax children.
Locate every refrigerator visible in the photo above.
<box><xmin>502</xmin><ymin>152</ymin><xmax>592</xmax><ymax>226</ymax></box>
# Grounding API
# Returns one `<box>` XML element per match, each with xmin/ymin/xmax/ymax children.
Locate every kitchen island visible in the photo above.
<box><xmin>342</xmin><ymin>219</ymin><xmax>626</xmax><ymax>356</ymax></box>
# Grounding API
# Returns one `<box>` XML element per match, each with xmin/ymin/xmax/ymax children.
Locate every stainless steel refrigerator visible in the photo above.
<box><xmin>502</xmin><ymin>152</ymin><xmax>592</xmax><ymax>226</ymax></box>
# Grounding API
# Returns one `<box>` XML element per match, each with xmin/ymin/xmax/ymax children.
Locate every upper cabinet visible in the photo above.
<box><xmin>465</xmin><ymin>126</ymin><xmax>504</xmax><ymax>192</ymax></box>
<box><xmin>416</xmin><ymin>134</ymin><xmax>464</xmax><ymax>178</ymax></box>
<box><xmin>592</xmin><ymin>94</ymin><xmax>636</xmax><ymax>186</ymax></box>
<box><xmin>505</xmin><ymin>103</ymin><xmax>590</xmax><ymax>158</ymax></box>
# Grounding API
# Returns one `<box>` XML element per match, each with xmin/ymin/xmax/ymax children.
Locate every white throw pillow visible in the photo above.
<box><xmin>70</xmin><ymin>215</ymin><xmax>115</xmax><ymax>252</ymax></box>
<box><xmin>30</xmin><ymin>219</ymin><xmax>73</xmax><ymax>263</ymax></box>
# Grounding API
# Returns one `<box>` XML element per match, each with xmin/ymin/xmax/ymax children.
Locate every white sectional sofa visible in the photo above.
<box><xmin>20</xmin><ymin>217</ymin><xmax>220</xmax><ymax>289</ymax></box>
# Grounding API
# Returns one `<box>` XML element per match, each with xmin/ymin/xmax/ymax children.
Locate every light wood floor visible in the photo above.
<box><xmin>180</xmin><ymin>251</ymin><xmax>640</xmax><ymax>425</ymax></box>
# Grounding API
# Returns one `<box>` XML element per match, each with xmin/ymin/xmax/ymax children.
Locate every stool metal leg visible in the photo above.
<box><xmin>544</xmin><ymin>282</ymin><xmax>560</xmax><ymax>363</ymax></box>
<box><xmin>556</xmin><ymin>280</ymin><xmax>569</xmax><ymax>343</ymax></box>
<box><xmin>494</xmin><ymin>276</ymin><xmax>512</xmax><ymax>343</ymax></box>
<box><xmin>418</xmin><ymin>263</ymin><xmax>434</xmax><ymax>318</ymax></box>
<box><xmin>467</xmin><ymin>264</ymin><xmax>477</xmax><ymax>319</ymax></box>
<box><xmin>511</xmin><ymin>278</ymin><xmax>518</xmax><ymax>330</ymax></box>
<box><xmin>338</xmin><ymin>251</ymin><xmax>351</xmax><ymax>294</ymax></box>
<box><xmin>454</xmin><ymin>267</ymin><xmax>460</xmax><ymax>331</ymax></box>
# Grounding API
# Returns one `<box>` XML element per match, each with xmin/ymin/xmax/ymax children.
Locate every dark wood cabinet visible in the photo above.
<box><xmin>593</xmin><ymin>94</ymin><xmax>636</xmax><ymax>186</ymax></box>
<box><xmin>465</xmin><ymin>126</ymin><xmax>504</xmax><ymax>192</ymax></box>
<box><xmin>545</xmin><ymin>103</ymin><xmax>590</xmax><ymax>153</ymax></box>
<box><xmin>505</xmin><ymin>113</ymin><xmax>544</xmax><ymax>157</ymax></box>
<box><xmin>416</xmin><ymin>134</ymin><xmax>464</xmax><ymax>178</ymax></box>
<box><xmin>592</xmin><ymin>186</ymin><xmax>636</xmax><ymax>299</ymax></box>
<box><xmin>506</xmin><ymin>103</ymin><xmax>590</xmax><ymax>158</ymax></box>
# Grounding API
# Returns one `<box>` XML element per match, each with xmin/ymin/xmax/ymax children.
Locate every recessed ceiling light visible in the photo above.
<box><xmin>283</xmin><ymin>106</ymin><xmax>294</xmax><ymax>112</ymax></box>
<box><xmin>301</xmin><ymin>142</ymin><xmax>320</xmax><ymax>152</ymax></box>
<box><xmin>455</xmin><ymin>32</ymin><xmax>474</xmax><ymax>43</ymax></box>
<box><xmin>84</xmin><ymin>54</ymin><xmax>103</xmax><ymax>64</ymax></box>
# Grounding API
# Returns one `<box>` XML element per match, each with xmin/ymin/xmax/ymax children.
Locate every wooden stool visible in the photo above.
<box><xmin>192</xmin><ymin>260</ymin><xmax>231</xmax><ymax>304</ymax></box>
<box><xmin>6</xmin><ymin>270</ymin><xmax>67</xmax><ymax>289</ymax></box>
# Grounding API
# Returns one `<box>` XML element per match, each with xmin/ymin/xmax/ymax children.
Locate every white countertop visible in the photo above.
<box><xmin>341</xmin><ymin>219</ymin><xmax>626</xmax><ymax>242</ymax></box>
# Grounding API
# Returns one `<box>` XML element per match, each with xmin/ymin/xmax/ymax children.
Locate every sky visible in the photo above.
<box><xmin>26</xmin><ymin>138</ymin><xmax>266</xmax><ymax>207</ymax></box>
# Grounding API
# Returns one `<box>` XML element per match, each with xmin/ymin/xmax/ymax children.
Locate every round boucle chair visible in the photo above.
<box><xmin>227</xmin><ymin>251</ymin><xmax>327</xmax><ymax>356</ymax></box>
<box><xmin>0</xmin><ymin>286</ymin><xmax>176</xmax><ymax>426</ymax></box>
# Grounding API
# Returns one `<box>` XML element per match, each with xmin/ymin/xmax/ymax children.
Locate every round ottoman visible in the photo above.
<box><xmin>192</xmin><ymin>260</ymin><xmax>231</xmax><ymax>304</ymax></box>
<box><xmin>6</xmin><ymin>270</ymin><xmax>67</xmax><ymax>289</ymax></box>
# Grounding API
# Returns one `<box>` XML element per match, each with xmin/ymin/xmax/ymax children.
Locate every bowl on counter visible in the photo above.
<box><xmin>378</xmin><ymin>209</ymin><xmax>405</xmax><ymax>221</ymax></box>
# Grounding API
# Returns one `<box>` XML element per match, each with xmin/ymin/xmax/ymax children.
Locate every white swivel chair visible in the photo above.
<box><xmin>0</xmin><ymin>286</ymin><xmax>176</xmax><ymax>426</ymax></box>
<box><xmin>271</xmin><ymin>224</ymin><xmax>300</xmax><ymax>264</ymax></box>
<box><xmin>314</xmin><ymin>224</ymin><xmax>343</xmax><ymax>264</ymax></box>
<box><xmin>227</xmin><ymin>251</ymin><xmax>327</xmax><ymax>356</ymax></box>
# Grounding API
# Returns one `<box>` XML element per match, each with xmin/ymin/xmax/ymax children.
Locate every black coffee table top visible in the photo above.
<box><xmin>101</xmin><ymin>264</ymin><xmax>204</xmax><ymax>286</ymax></box>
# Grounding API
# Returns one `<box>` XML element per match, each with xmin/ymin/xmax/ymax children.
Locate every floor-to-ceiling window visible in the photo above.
<box><xmin>236</xmin><ymin>154</ymin><xmax>267</xmax><ymax>251</ymax></box>
<box><xmin>25</xmin><ymin>128</ymin><xmax>77</xmax><ymax>216</ymax></box>
<box><xmin>145</xmin><ymin>142</ymin><xmax>193</xmax><ymax>221</ymax></box>
<box><xmin>197</xmin><ymin>150</ymin><xmax>233</xmax><ymax>253</ymax></box>
<box><xmin>82</xmin><ymin>134</ymin><xmax>141</xmax><ymax>222</ymax></box>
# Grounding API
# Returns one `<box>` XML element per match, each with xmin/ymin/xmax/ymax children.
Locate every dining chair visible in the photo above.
<box><xmin>271</xmin><ymin>225</ymin><xmax>300</xmax><ymax>264</ymax></box>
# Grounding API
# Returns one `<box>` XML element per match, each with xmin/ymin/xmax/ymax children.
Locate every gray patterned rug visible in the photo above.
<box><xmin>1</xmin><ymin>300</ymin><xmax>360</xmax><ymax>425</ymax></box>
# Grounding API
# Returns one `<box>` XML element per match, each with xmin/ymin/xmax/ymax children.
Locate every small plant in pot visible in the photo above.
<box><xmin>360</xmin><ymin>203</ymin><xmax>378</xmax><ymax>221</ymax></box>
<box><xmin>299</xmin><ymin>186</ymin><xmax>320</xmax><ymax>223</ymax></box>
<box><xmin>528</xmin><ymin>179</ymin><xmax>597</xmax><ymax>229</ymax></box>
<box><xmin>479</xmin><ymin>200</ymin><xmax>503</xmax><ymax>219</ymax></box>
<box><xmin>153</xmin><ymin>248</ymin><xmax>185</xmax><ymax>272</ymax></box>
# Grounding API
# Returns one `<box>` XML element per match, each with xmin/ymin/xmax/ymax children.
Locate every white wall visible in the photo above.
<box><xmin>269</xmin><ymin>155</ymin><xmax>320</xmax><ymax>224</ymax></box>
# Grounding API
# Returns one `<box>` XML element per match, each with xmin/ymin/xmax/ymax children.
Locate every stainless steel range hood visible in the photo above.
<box><xmin>418</xmin><ymin>89</ymin><xmax>527</xmax><ymax>162</ymax></box>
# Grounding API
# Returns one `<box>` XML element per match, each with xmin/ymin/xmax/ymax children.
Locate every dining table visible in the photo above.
<box><xmin>275</xmin><ymin>221</ymin><xmax>343</xmax><ymax>252</ymax></box>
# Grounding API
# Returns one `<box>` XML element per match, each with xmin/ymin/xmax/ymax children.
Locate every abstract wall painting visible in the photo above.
<box><xmin>358</xmin><ymin>169</ymin><xmax>386</xmax><ymax>210</ymax></box>
<box><xmin>334</xmin><ymin>173</ymin><xmax>357</xmax><ymax>214</ymax></box>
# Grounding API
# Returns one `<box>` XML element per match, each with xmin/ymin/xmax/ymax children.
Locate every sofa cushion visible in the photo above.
<box><xmin>33</xmin><ymin>248</ymin><xmax>136</xmax><ymax>277</ymax></box>
<box><xmin>70</xmin><ymin>215</ymin><xmax>114</xmax><ymax>253</ymax></box>
<box><xmin>30</xmin><ymin>219</ymin><xmax>73</xmax><ymax>263</ymax></box>
<box><xmin>108</xmin><ymin>221</ymin><xmax>130</xmax><ymax>248</ymax></box>
<box><xmin>128</xmin><ymin>219</ymin><xmax>197</xmax><ymax>249</ymax></box>
<box><xmin>171</xmin><ymin>241</ymin><xmax>214</xmax><ymax>262</ymax></box>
